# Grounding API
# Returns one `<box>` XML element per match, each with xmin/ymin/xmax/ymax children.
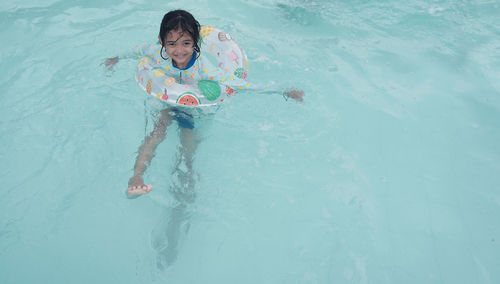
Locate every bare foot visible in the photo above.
<box><xmin>127</xmin><ymin>175</ymin><xmax>153</xmax><ymax>199</ymax></box>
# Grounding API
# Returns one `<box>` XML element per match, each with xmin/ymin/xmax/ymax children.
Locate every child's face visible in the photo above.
<box><xmin>161</xmin><ymin>29</ymin><xmax>195</xmax><ymax>69</ymax></box>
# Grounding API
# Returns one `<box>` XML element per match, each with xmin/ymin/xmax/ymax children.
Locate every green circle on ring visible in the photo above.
<box><xmin>198</xmin><ymin>80</ymin><xmax>221</xmax><ymax>101</ymax></box>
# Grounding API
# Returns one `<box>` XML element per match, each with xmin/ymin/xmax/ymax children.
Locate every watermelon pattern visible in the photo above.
<box><xmin>176</xmin><ymin>93</ymin><xmax>200</xmax><ymax>106</ymax></box>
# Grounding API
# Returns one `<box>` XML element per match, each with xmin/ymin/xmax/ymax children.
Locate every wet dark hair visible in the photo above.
<box><xmin>158</xmin><ymin>10</ymin><xmax>201</xmax><ymax>60</ymax></box>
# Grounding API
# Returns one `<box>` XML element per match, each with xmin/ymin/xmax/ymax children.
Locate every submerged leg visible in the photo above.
<box><xmin>152</xmin><ymin>203</ymin><xmax>190</xmax><ymax>270</ymax></box>
<box><xmin>171</xmin><ymin>126</ymin><xmax>200</xmax><ymax>203</ymax></box>
<box><xmin>153</xmin><ymin>120</ymin><xmax>201</xmax><ymax>269</ymax></box>
<box><xmin>127</xmin><ymin>109</ymin><xmax>173</xmax><ymax>199</ymax></box>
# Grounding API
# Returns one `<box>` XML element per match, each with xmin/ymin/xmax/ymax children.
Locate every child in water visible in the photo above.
<box><xmin>105</xmin><ymin>10</ymin><xmax>304</xmax><ymax>199</ymax></box>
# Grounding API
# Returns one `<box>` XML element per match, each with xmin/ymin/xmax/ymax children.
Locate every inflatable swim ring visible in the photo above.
<box><xmin>135</xmin><ymin>25</ymin><xmax>248</xmax><ymax>109</ymax></box>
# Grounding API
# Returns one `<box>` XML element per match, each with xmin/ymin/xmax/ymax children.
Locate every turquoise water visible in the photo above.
<box><xmin>1</xmin><ymin>0</ymin><xmax>499</xmax><ymax>283</ymax></box>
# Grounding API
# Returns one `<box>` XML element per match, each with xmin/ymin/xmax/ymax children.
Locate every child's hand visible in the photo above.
<box><xmin>284</xmin><ymin>89</ymin><xmax>305</xmax><ymax>102</ymax></box>
<box><xmin>104</xmin><ymin>56</ymin><xmax>119</xmax><ymax>70</ymax></box>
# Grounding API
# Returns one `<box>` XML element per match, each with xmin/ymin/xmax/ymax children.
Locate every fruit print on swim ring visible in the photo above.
<box><xmin>176</xmin><ymin>93</ymin><xmax>200</xmax><ymax>106</ymax></box>
<box><xmin>153</xmin><ymin>68</ymin><xmax>165</xmax><ymax>77</ymax></box>
<box><xmin>234</xmin><ymin>68</ymin><xmax>247</xmax><ymax>79</ymax></box>
<box><xmin>198</xmin><ymin>80</ymin><xmax>221</xmax><ymax>101</ymax></box>
<box><xmin>164</xmin><ymin>77</ymin><xmax>175</xmax><ymax>86</ymax></box>
<box><xmin>200</xmin><ymin>26</ymin><xmax>215</xmax><ymax>38</ymax></box>
<box><xmin>225</xmin><ymin>86</ymin><xmax>235</xmax><ymax>96</ymax></box>
<box><xmin>146</xmin><ymin>80</ymin><xmax>152</xmax><ymax>94</ymax></box>
<box><xmin>138</xmin><ymin>57</ymin><xmax>149</xmax><ymax>70</ymax></box>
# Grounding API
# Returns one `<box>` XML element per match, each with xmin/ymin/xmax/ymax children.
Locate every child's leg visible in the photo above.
<box><xmin>153</xmin><ymin>117</ymin><xmax>201</xmax><ymax>268</ymax></box>
<box><xmin>152</xmin><ymin>203</ymin><xmax>189</xmax><ymax>270</ymax></box>
<box><xmin>179</xmin><ymin>126</ymin><xmax>199</xmax><ymax>170</ymax></box>
<box><xmin>127</xmin><ymin>109</ymin><xmax>173</xmax><ymax>199</ymax></box>
<box><xmin>171</xmin><ymin>126</ymin><xmax>200</xmax><ymax>203</ymax></box>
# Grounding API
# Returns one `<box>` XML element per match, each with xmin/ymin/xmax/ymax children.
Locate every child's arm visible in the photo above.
<box><xmin>121</xmin><ymin>43</ymin><xmax>163</xmax><ymax>60</ymax></box>
<box><xmin>104</xmin><ymin>43</ymin><xmax>163</xmax><ymax>70</ymax></box>
<box><xmin>198</xmin><ymin>55</ymin><xmax>304</xmax><ymax>102</ymax></box>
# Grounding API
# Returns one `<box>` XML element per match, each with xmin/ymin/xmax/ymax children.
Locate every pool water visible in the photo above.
<box><xmin>1</xmin><ymin>0</ymin><xmax>499</xmax><ymax>283</ymax></box>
